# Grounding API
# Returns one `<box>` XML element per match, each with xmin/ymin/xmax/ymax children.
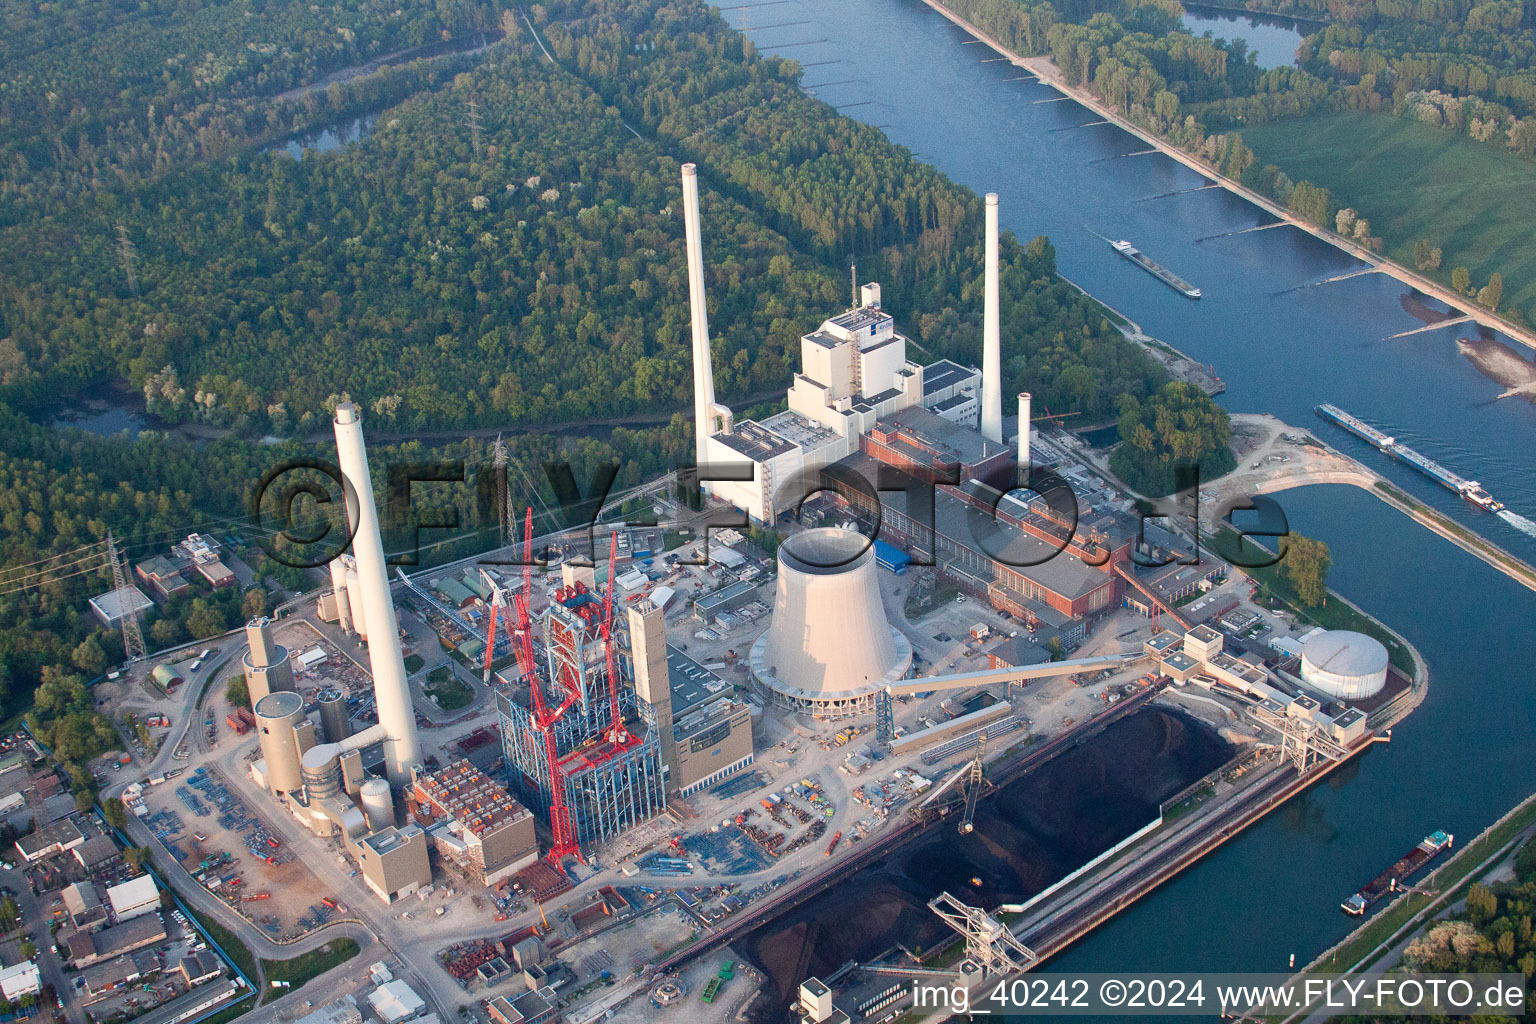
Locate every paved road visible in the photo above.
<box><xmin>1</xmin><ymin>866</ymin><xmax>79</xmax><ymax>1024</ymax></box>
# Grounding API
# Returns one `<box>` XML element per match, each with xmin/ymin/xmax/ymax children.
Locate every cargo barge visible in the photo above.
<box><xmin>1316</xmin><ymin>404</ymin><xmax>1505</xmax><ymax>513</ymax></box>
<box><xmin>1110</xmin><ymin>240</ymin><xmax>1201</xmax><ymax>298</ymax></box>
<box><xmin>1341</xmin><ymin>830</ymin><xmax>1453</xmax><ymax>915</ymax></box>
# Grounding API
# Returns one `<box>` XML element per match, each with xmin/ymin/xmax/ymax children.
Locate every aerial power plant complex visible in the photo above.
<box><xmin>172</xmin><ymin>161</ymin><xmax>1428</xmax><ymax>1024</ymax></box>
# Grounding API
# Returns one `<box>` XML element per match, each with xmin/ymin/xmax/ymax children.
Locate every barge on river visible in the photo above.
<box><xmin>1316</xmin><ymin>404</ymin><xmax>1505</xmax><ymax>512</ymax></box>
<box><xmin>1110</xmin><ymin>239</ymin><xmax>1201</xmax><ymax>298</ymax></box>
<box><xmin>1341</xmin><ymin>830</ymin><xmax>1453</xmax><ymax>915</ymax></box>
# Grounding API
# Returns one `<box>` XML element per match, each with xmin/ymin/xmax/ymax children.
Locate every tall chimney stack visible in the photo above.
<box><xmin>332</xmin><ymin>402</ymin><xmax>422</xmax><ymax>785</ymax></box>
<box><xmin>981</xmin><ymin>193</ymin><xmax>1003</xmax><ymax>444</ymax></box>
<box><xmin>681</xmin><ymin>164</ymin><xmax>718</xmax><ymax>471</ymax></box>
<box><xmin>1017</xmin><ymin>392</ymin><xmax>1032</xmax><ymax>476</ymax></box>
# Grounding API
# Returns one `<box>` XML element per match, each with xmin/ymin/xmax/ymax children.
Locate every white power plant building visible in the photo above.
<box><xmin>750</xmin><ymin>527</ymin><xmax>913</xmax><ymax>718</ymax></box>
<box><xmin>681</xmin><ymin>163</ymin><xmax>927</xmax><ymax>524</ymax></box>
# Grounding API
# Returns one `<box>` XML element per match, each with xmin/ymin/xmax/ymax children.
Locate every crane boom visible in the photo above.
<box><xmin>600</xmin><ymin>532</ymin><xmax>627</xmax><ymax>744</ymax></box>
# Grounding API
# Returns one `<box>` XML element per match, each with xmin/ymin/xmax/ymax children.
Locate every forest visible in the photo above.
<box><xmin>0</xmin><ymin>0</ymin><xmax>1234</xmax><ymax>786</ymax></box>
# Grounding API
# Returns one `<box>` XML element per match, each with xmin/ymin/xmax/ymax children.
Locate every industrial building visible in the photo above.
<box><xmin>239</xmin><ymin>403</ymin><xmax>434</xmax><ymax>902</ymax></box>
<box><xmin>496</xmin><ymin>584</ymin><xmax>668</xmax><ymax>854</ymax></box>
<box><xmin>750</xmin><ymin>527</ymin><xmax>913</xmax><ymax>719</ymax></box>
<box><xmin>634</xmin><ymin>613</ymin><xmax>755</xmax><ymax>796</ymax></box>
<box><xmin>922</xmin><ymin>358</ymin><xmax>983</xmax><ymax>428</ymax></box>
<box><xmin>105</xmin><ymin>875</ymin><xmax>159</xmax><ymax>923</ymax></box>
<box><xmin>1143</xmin><ymin>627</ymin><xmax>1370</xmax><ymax>746</ymax></box>
<box><xmin>411</xmin><ymin>761</ymin><xmax>539</xmax><ymax>886</ymax></box>
<box><xmin>681</xmin><ymin>164</ymin><xmax>928</xmax><ymax>524</ymax></box>
<box><xmin>355</xmin><ymin>825</ymin><xmax>432</xmax><ymax>904</ymax></box>
<box><xmin>674</xmin><ymin>169</ymin><xmax>1130</xmax><ymax>705</ymax></box>
<box><xmin>89</xmin><ymin>586</ymin><xmax>154</xmax><ymax>629</ymax></box>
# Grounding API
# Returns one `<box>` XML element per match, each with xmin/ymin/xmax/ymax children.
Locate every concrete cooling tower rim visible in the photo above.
<box><xmin>777</xmin><ymin>528</ymin><xmax>876</xmax><ymax>575</ymax></box>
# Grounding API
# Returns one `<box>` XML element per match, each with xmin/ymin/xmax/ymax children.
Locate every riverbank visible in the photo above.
<box><xmin>1194</xmin><ymin>413</ymin><xmax>1536</xmax><ymax>597</ymax></box>
<box><xmin>1281</xmin><ymin>788</ymin><xmax>1536</xmax><ymax>1022</ymax></box>
<box><xmin>915</xmin><ymin>0</ymin><xmax>1536</xmax><ymax>356</ymax></box>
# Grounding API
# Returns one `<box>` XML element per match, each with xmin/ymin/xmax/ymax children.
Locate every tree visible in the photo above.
<box><xmin>124</xmin><ymin>847</ymin><xmax>151</xmax><ymax>871</ymax></box>
<box><xmin>225</xmin><ymin>676</ymin><xmax>249</xmax><ymax>708</ymax></box>
<box><xmin>1414</xmin><ymin>239</ymin><xmax>1442</xmax><ymax>271</ymax></box>
<box><xmin>18</xmin><ymin>941</ymin><xmax>35</xmax><ymax>960</ymax></box>
<box><xmin>185</xmin><ymin>599</ymin><xmax>227</xmax><ymax>640</ymax></box>
<box><xmin>1452</xmin><ymin>266</ymin><xmax>1472</xmax><ymax>294</ymax></box>
<box><xmin>102</xmin><ymin>797</ymin><xmax>128</xmax><ymax>830</ymax></box>
<box><xmin>1108</xmin><ymin>382</ymin><xmax>1237</xmax><ymax>496</ymax></box>
<box><xmin>242</xmin><ymin>588</ymin><xmax>268</xmax><ymax>619</ymax></box>
<box><xmin>1281</xmin><ymin>533</ymin><xmax>1331</xmax><ymax>607</ymax></box>
<box><xmin>1478</xmin><ymin>272</ymin><xmax>1503</xmax><ymax>311</ymax></box>
<box><xmin>1336</xmin><ymin>208</ymin><xmax>1357</xmax><ymax>235</ymax></box>
<box><xmin>0</xmin><ymin>897</ymin><xmax>19</xmax><ymax>932</ymax></box>
<box><xmin>70</xmin><ymin>636</ymin><xmax>108</xmax><ymax>677</ymax></box>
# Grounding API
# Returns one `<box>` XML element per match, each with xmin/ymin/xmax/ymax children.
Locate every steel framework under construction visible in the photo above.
<box><xmin>492</xmin><ymin>516</ymin><xmax>666</xmax><ymax>858</ymax></box>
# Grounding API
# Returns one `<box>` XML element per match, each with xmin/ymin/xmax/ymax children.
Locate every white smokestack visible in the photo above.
<box><xmin>332</xmin><ymin>402</ymin><xmax>422</xmax><ymax>785</ymax></box>
<box><xmin>681</xmin><ymin>163</ymin><xmax>718</xmax><ymax>469</ymax></box>
<box><xmin>1018</xmin><ymin>392</ymin><xmax>1032</xmax><ymax>475</ymax></box>
<box><xmin>981</xmin><ymin>193</ymin><xmax>1003</xmax><ymax>444</ymax></box>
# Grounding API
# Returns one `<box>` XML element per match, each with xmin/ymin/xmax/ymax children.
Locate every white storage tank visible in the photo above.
<box><xmin>360</xmin><ymin>778</ymin><xmax>394</xmax><ymax>831</ymax></box>
<box><xmin>1300</xmin><ymin>630</ymin><xmax>1388</xmax><ymax>700</ymax></box>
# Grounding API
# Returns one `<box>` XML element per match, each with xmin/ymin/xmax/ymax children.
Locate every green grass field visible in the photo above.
<box><xmin>260</xmin><ymin>939</ymin><xmax>361</xmax><ymax>1004</ymax></box>
<box><xmin>1241</xmin><ymin>111</ymin><xmax>1536</xmax><ymax>322</ymax></box>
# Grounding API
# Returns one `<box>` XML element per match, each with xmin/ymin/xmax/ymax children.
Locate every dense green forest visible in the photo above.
<box><xmin>1109</xmin><ymin>382</ymin><xmax>1236</xmax><ymax>494</ymax></box>
<box><xmin>0</xmin><ymin>0</ymin><xmax>1233</xmax><ymax>770</ymax></box>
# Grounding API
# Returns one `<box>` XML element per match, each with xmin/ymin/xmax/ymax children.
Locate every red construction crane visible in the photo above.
<box><xmin>483</xmin><ymin>507</ymin><xmax>583</xmax><ymax>868</ymax></box>
<box><xmin>482</xmin><ymin>584</ymin><xmax>505</xmax><ymax>684</ymax></box>
<box><xmin>599</xmin><ymin>532</ymin><xmax>627</xmax><ymax>745</ymax></box>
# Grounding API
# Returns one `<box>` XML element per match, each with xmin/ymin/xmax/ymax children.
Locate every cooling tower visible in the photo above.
<box><xmin>749</xmin><ymin>528</ymin><xmax>913</xmax><ymax>719</ymax></box>
<box><xmin>333</xmin><ymin>402</ymin><xmax>422</xmax><ymax>784</ymax></box>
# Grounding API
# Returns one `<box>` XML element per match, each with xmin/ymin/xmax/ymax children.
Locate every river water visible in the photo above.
<box><xmin>722</xmin><ymin>0</ymin><xmax>1536</xmax><ymax>987</ymax></box>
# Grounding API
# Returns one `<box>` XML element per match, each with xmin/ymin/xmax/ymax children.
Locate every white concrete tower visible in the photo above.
<box><xmin>681</xmin><ymin>163</ymin><xmax>718</xmax><ymax>468</ymax></box>
<box><xmin>327</xmin><ymin>557</ymin><xmax>352</xmax><ymax>633</ymax></box>
<box><xmin>332</xmin><ymin>402</ymin><xmax>422</xmax><ymax>784</ymax></box>
<box><xmin>1017</xmin><ymin>391</ymin><xmax>1032</xmax><ymax>475</ymax></box>
<box><xmin>981</xmin><ymin>193</ymin><xmax>1003</xmax><ymax>443</ymax></box>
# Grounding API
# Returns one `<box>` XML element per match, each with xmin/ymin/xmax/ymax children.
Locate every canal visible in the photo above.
<box><xmin>720</xmin><ymin>0</ymin><xmax>1536</xmax><ymax>992</ymax></box>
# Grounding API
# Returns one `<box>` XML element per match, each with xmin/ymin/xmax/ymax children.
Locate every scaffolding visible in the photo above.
<box><xmin>500</xmin><ymin>688</ymin><xmax>666</xmax><ymax>851</ymax></box>
<box><xmin>496</xmin><ymin>588</ymin><xmax>667</xmax><ymax>854</ymax></box>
